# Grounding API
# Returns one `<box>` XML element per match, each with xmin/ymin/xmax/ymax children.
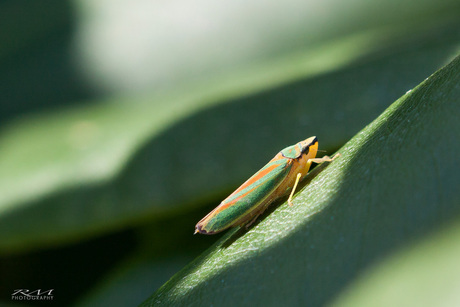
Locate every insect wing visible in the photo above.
<box><xmin>197</xmin><ymin>154</ymin><xmax>293</xmax><ymax>233</ymax></box>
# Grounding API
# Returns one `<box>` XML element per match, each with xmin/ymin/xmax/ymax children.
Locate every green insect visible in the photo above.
<box><xmin>195</xmin><ymin>136</ymin><xmax>339</xmax><ymax>234</ymax></box>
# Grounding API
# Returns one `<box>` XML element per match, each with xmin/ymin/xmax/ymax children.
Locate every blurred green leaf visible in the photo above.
<box><xmin>141</xmin><ymin>55</ymin><xmax>460</xmax><ymax>306</ymax></box>
<box><xmin>76</xmin><ymin>256</ymin><xmax>191</xmax><ymax>307</ymax></box>
<box><xmin>0</xmin><ymin>24</ymin><xmax>458</xmax><ymax>254</ymax></box>
<box><xmin>75</xmin><ymin>0</ymin><xmax>460</xmax><ymax>95</ymax></box>
<box><xmin>0</xmin><ymin>0</ymin><xmax>93</xmax><ymax>124</ymax></box>
<box><xmin>330</xmin><ymin>219</ymin><xmax>460</xmax><ymax>307</ymax></box>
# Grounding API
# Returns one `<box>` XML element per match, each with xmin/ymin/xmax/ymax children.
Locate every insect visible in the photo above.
<box><xmin>195</xmin><ymin>136</ymin><xmax>339</xmax><ymax>235</ymax></box>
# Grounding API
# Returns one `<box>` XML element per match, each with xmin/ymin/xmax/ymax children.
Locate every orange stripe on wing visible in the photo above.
<box><xmin>214</xmin><ymin>185</ymin><xmax>260</xmax><ymax>212</ymax></box>
<box><xmin>234</xmin><ymin>163</ymin><xmax>279</xmax><ymax>193</ymax></box>
<box><xmin>214</xmin><ymin>156</ymin><xmax>289</xmax><ymax>212</ymax></box>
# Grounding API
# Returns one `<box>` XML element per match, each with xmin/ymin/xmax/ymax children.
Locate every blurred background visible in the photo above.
<box><xmin>0</xmin><ymin>0</ymin><xmax>459</xmax><ymax>305</ymax></box>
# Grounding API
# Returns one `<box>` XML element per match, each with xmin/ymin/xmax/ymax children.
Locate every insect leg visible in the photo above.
<box><xmin>288</xmin><ymin>153</ymin><xmax>340</xmax><ymax>206</ymax></box>
<box><xmin>244</xmin><ymin>201</ymin><xmax>274</xmax><ymax>229</ymax></box>
<box><xmin>245</xmin><ymin>213</ymin><xmax>262</xmax><ymax>229</ymax></box>
<box><xmin>307</xmin><ymin>152</ymin><xmax>341</xmax><ymax>165</ymax></box>
<box><xmin>288</xmin><ymin>173</ymin><xmax>302</xmax><ymax>206</ymax></box>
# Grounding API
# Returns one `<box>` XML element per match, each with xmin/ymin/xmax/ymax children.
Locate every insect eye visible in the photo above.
<box><xmin>302</xmin><ymin>146</ymin><xmax>310</xmax><ymax>155</ymax></box>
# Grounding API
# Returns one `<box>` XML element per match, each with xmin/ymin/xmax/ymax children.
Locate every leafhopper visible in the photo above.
<box><xmin>195</xmin><ymin>136</ymin><xmax>339</xmax><ymax>234</ymax></box>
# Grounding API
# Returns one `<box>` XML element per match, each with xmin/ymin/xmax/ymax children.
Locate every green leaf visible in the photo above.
<box><xmin>141</xmin><ymin>55</ymin><xmax>460</xmax><ymax>306</ymax></box>
<box><xmin>330</xmin><ymin>219</ymin><xmax>460</xmax><ymax>307</ymax></box>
